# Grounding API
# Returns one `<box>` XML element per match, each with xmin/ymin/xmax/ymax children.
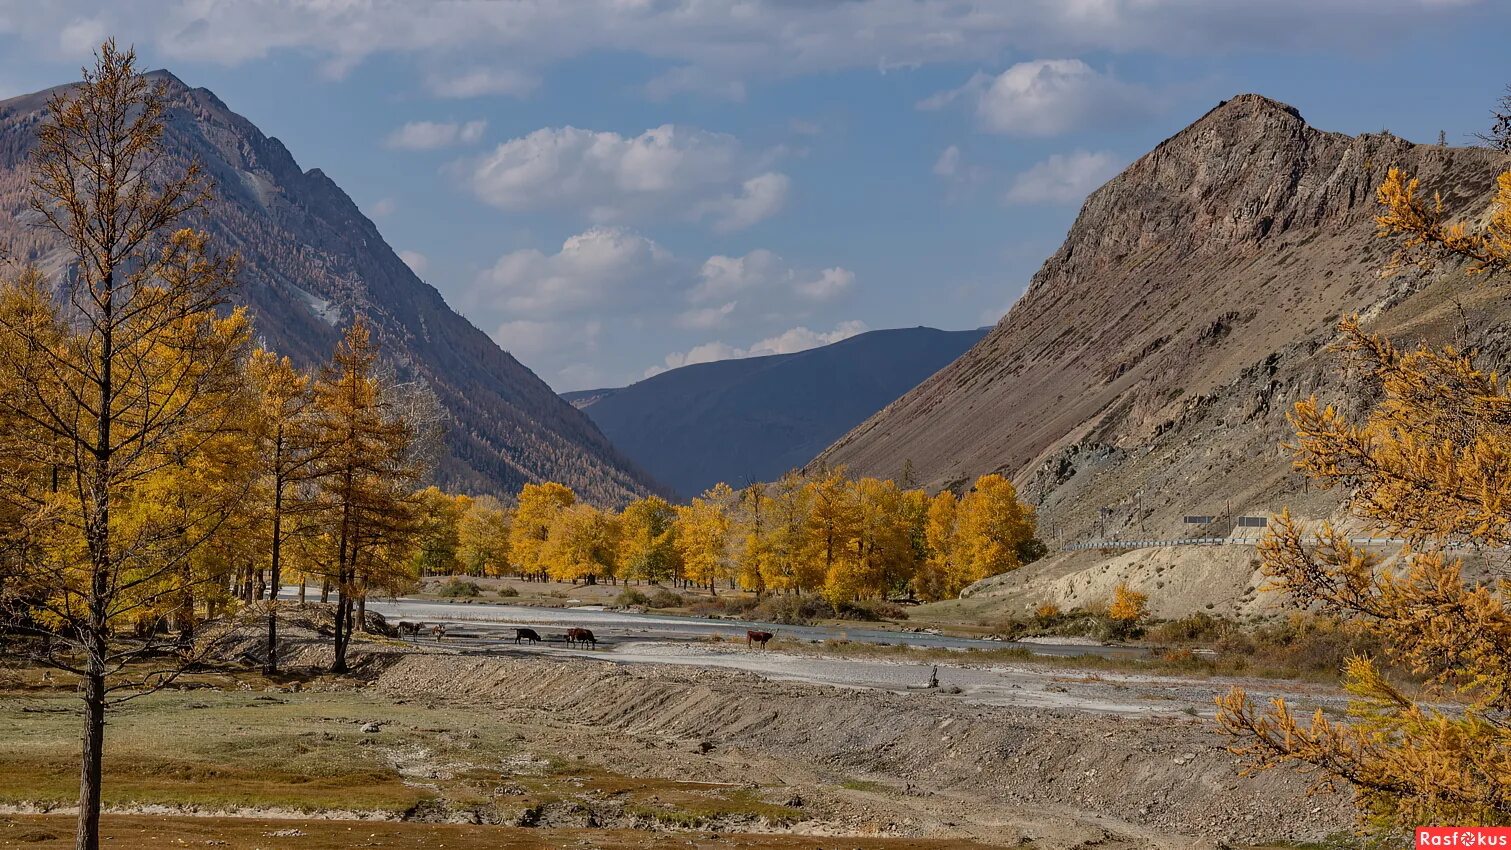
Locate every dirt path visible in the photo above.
<box><xmin>541</xmin><ymin>641</ymin><xmax>1347</xmax><ymax>717</ymax></box>
<box><xmin>0</xmin><ymin>813</ymin><xmax>1003</xmax><ymax>849</ymax></box>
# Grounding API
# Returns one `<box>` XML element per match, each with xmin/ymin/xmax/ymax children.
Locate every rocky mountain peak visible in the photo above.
<box><xmin>0</xmin><ymin>72</ymin><xmax>661</xmax><ymax>503</ymax></box>
<box><xmin>816</xmin><ymin>95</ymin><xmax>1507</xmax><ymax>541</ymax></box>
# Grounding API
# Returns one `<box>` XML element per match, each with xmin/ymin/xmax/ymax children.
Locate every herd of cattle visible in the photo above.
<box><xmin>395</xmin><ymin>621</ymin><xmax>776</xmax><ymax>650</ymax></box>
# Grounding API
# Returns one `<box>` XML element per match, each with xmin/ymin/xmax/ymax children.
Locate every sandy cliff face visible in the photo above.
<box><xmin>817</xmin><ymin>94</ymin><xmax>1509</xmax><ymax>541</ymax></box>
<box><xmin>0</xmin><ymin>72</ymin><xmax>660</xmax><ymax>504</ymax></box>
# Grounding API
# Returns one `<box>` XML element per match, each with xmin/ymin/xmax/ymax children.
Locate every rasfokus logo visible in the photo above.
<box><xmin>1419</xmin><ymin>828</ymin><xmax>1511</xmax><ymax>848</ymax></box>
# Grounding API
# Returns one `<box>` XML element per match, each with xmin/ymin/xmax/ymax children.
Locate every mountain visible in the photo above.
<box><xmin>0</xmin><ymin>71</ymin><xmax>659</xmax><ymax>505</ymax></box>
<box><xmin>565</xmin><ymin>327</ymin><xmax>987</xmax><ymax>498</ymax></box>
<box><xmin>815</xmin><ymin>94</ymin><xmax>1510</xmax><ymax>542</ymax></box>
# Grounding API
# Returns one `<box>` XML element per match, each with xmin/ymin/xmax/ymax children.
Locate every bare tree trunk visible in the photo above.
<box><xmin>266</xmin><ymin>480</ymin><xmax>283</xmax><ymax>674</ymax></box>
<box><xmin>331</xmin><ymin>491</ymin><xmax>353</xmax><ymax>674</ymax></box>
<box><xmin>75</xmin><ymin>666</ymin><xmax>105</xmax><ymax>850</ymax></box>
<box><xmin>320</xmin><ymin>579</ymin><xmax>329</xmax><ymax>604</ymax></box>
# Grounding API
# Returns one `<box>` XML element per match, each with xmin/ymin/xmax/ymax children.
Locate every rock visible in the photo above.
<box><xmin>361</xmin><ymin>722</ymin><xmax>381</xmax><ymax>733</ymax></box>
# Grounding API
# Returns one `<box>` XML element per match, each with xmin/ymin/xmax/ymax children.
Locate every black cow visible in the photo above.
<box><xmin>514</xmin><ymin>627</ymin><xmax>542</xmax><ymax>645</ymax></box>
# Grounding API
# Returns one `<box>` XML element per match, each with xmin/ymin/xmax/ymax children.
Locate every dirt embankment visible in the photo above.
<box><xmin>375</xmin><ymin>653</ymin><xmax>1354</xmax><ymax>848</ymax></box>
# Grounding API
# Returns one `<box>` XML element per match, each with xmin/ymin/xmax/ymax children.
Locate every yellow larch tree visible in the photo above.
<box><xmin>824</xmin><ymin>477</ymin><xmax>919</xmax><ymax>605</ymax></box>
<box><xmin>247</xmin><ymin>349</ymin><xmax>322</xmax><ymax>673</ymax></box>
<box><xmin>804</xmin><ymin>467</ymin><xmax>857</xmax><ymax>595</ymax></box>
<box><xmin>543</xmin><ymin>503</ymin><xmax>621</xmax><ymax>584</ymax></box>
<box><xmin>411</xmin><ymin>486</ymin><xmax>468</xmax><ymax>576</ymax></box>
<box><xmin>0</xmin><ymin>42</ymin><xmax>253</xmax><ymax>850</ymax></box>
<box><xmin>1216</xmin><ymin>129</ymin><xmax>1511</xmax><ymax>832</ymax></box>
<box><xmin>674</xmin><ymin>489</ymin><xmax>733</xmax><ymax>594</ymax></box>
<box><xmin>509</xmin><ymin>482</ymin><xmax>576</xmax><ymax>581</ymax></box>
<box><xmin>618</xmin><ymin>495</ymin><xmax>679</xmax><ymax>584</ymax></box>
<box><xmin>953</xmin><ymin>474</ymin><xmax>1036</xmax><ymax>589</ymax></box>
<box><xmin>457</xmin><ymin>495</ymin><xmax>511</xmax><ymax>577</ymax></box>
<box><xmin>309</xmin><ymin>317</ymin><xmax>435</xmax><ymax>673</ymax></box>
<box><xmin>915</xmin><ymin>490</ymin><xmax>959</xmax><ymax>602</ymax></box>
<box><xmin>732</xmin><ymin>482</ymin><xmax>774</xmax><ymax>596</ymax></box>
<box><xmin>761</xmin><ymin>472</ymin><xmax>816</xmax><ymax>594</ymax></box>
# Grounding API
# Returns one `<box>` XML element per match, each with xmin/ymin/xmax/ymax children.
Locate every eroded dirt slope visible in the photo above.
<box><xmin>376</xmin><ymin>653</ymin><xmax>1355</xmax><ymax>848</ymax></box>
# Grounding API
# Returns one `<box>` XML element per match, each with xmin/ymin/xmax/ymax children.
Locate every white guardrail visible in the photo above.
<box><xmin>1062</xmin><ymin>537</ymin><xmax>1487</xmax><ymax>551</ymax></box>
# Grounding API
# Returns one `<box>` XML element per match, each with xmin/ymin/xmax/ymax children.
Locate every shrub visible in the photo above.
<box><xmin>497</xmin><ymin>585</ymin><xmax>519</xmax><ymax>598</ymax></box>
<box><xmin>1107</xmin><ymin>583</ymin><xmax>1149</xmax><ymax>640</ymax></box>
<box><xmin>646</xmin><ymin>588</ymin><xmax>684</xmax><ymax>608</ymax></box>
<box><xmin>752</xmin><ymin>595</ymin><xmax>831</xmax><ymax>625</ymax></box>
<box><xmin>1017</xmin><ymin>538</ymin><xmax>1049</xmax><ymax>565</ymax></box>
<box><xmin>686</xmin><ymin>595</ymin><xmax>759</xmax><ymax>618</ymax></box>
<box><xmin>1146</xmin><ymin>611</ymin><xmax>1236</xmax><ymax>645</ymax></box>
<box><xmin>1033</xmin><ymin>601</ymin><xmax>1062</xmax><ymax>626</ymax></box>
<box><xmin>834</xmin><ymin>598</ymin><xmax>908</xmax><ymax>622</ymax></box>
<box><xmin>436</xmin><ymin>579</ymin><xmax>481</xmax><ymax>598</ymax></box>
<box><xmin>614</xmin><ymin>588</ymin><xmax>651</xmax><ymax>608</ymax></box>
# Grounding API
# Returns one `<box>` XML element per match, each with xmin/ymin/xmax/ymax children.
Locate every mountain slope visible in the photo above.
<box><xmin>815</xmin><ymin>94</ymin><xmax>1510</xmax><ymax>541</ymax></box>
<box><xmin>0</xmin><ymin>71</ymin><xmax>659</xmax><ymax>505</ymax></box>
<box><xmin>567</xmin><ymin>327</ymin><xmax>987</xmax><ymax>498</ymax></box>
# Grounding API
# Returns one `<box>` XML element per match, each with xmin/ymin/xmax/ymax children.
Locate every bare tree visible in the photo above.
<box><xmin>1475</xmin><ymin>83</ymin><xmax>1511</xmax><ymax>152</ymax></box>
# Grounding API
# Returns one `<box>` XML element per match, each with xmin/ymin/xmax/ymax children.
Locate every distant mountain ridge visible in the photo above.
<box><xmin>566</xmin><ymin>326</ymin><xmax>987</xmax><ymax>498</ymax></box>
<box><xmin>814</xmin><ymin>94</ymin><xmax>1511</xmax><ymax>541</ymax></box>
<box><xmin>0</xmin><ymin>71</ymin><xmax>661</xmax><ymax>505</ymax></box>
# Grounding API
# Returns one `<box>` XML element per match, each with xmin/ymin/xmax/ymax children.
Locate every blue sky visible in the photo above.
<box><xmin>0</xmin><ymin>1</ymin><xmax>1507</xmax><ymax>391</ymax></box>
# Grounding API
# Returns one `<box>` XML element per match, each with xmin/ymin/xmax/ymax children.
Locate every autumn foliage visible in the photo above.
<box><xmin>1216</xmin><ymin>144</ymin><xmax>1511</xmax><ymax>831</ymax></box>
<box><xmin>431</xmin><ymin>469</ymin><xmax>1040</xmax><ymax>604</ymax></box>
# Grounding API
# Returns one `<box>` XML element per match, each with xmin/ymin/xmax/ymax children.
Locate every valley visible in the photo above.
<box><xmin>0</xmin><ymin>615</ymin><xmax>1357</xmax><ymax>849</ymax></box>
<box><xmin>1</xmin><ymin>14</ymin><xmax>1508</xmax><ymax>849</ymax></box>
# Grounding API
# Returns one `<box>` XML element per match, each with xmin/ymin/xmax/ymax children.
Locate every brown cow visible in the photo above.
<box><xmin>431</xmin><ymin>624</ymin><xmax>447</xmax><ymax>641</ymax></box>
<box><xmin>746</xmin><ymin>629</ymin><xmax>774</xmax><ymax>649</ymax></box>
<box><xmin>563</xmin><ymin>627</ymin><xmax>597</xmax><ymax>648</ymax></box>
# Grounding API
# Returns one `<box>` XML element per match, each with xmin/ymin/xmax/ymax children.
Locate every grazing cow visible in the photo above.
<box><xmin>563</xmin><ymin>627</ymin><xmax>597</xmax><ymax>648</ymax></box>
<box><xmin>746</xmin><ymin>630</ymin><xmax>774</xmax><ymax>649</ymax></box>
<box><xmin>397</xmin><ymin>621</ymin><xmax>422</xmax><ymax>638</ymax></box>
<box><xmin>431</xmin><ymin>624</ymin><xmax>447</xmax><ymax>641</ymax></box>
<box><xmin>514</xmin><ymin>627</ymin><xmax>542</xmax><ymax>645</ymax></box>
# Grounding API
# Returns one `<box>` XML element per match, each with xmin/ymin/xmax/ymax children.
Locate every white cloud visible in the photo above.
<box><xmin>651</xmin><ymin>321</ymin><xmax>869</xmax><ymax>376</ymax></box>
<box><xmin>1005</xmin><ymin>150</ymin><xmax>1122</xmax><ymax>205</ymax></box>
<box><xmin>644</xmin><ymin>66</ymin><xmax>746</xmax><ymax>102</ymax></box>
<box><xmin>698</xmin><ymin>172</ymin><xmax>790</xmax><ymax>233</ymax></box>
<box><xmin>428</xmin><ymin>68</ymin><xmax>539</xmax><ymax>98</ymax></box>
<box><xmin>398</xmin><ymin>250</ymin><xmax>429</xmax><ymax>276</ymax></box>
<box><xmin>475</xmin><ymin>227</ymin><xmax>676</xmax><ymax>318</ymax></box>
<box><xmin>12</xmin><ymin>2</ymin><xmax>1473</xmax><ymax>73</ymax></box>
<box><xmin>933</xmin><ymin>145</ymin><xmax>961</xmax><ymax>177</ymax></box>
<box><xmin>495</xmin><ymin>319</ymin><xmax>563</xmax><ymax>358</ymax></box>
<box><xmin>922</xmin><ymin>60</ymin><xmax>1154</xmax><ymax>137</ymax></box>
<box><xmin>495</xmin><ymin>319</ymin><xmax>603</xmax><ymax>365</ymax></box>
<box><xmin>58</xmin><ymin>16</ymin><xmax>107</xmax><ymax>57</ymax></box>
<box><xmin>676</xmin><ymin>301</ymin><xmax>738</xmax><ymax>330</ymax></box>
<box><xmin>691</xmin><ymin>250</ymin><xmax>854</xmax><ymax>304</ymax></box>
<box><xmin>463</xmin><ymin>124</ymin><xmax>787</xmax><ymax>231</ymax></box>
<box><xmin>367</xmin><ymin>197</ymin><xmax>397</xmax><ymax>217</ymax></box>
<box><xmin>385</xmin><ymin>120</ymin><xmax>487</xmax><ymax>150</ymax></box>
<box><xmin>692</xmin><ymin>251</ymin><xmax>780</xmax><ymax>303</ymax></box>
<box><xmin>795</xmin><ymin>267</ymin><xmax>855</xmax><ymax>301</ymax></box>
